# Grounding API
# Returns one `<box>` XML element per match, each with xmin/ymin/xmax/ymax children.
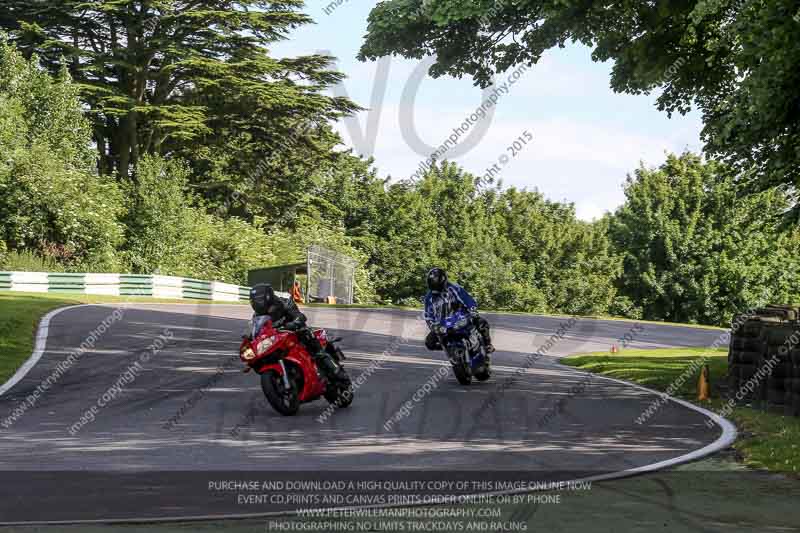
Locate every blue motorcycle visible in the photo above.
<box><xmin>436</xmin><ymin>310</ymin><xmax>492</xmax><ymax>385</ymax></box>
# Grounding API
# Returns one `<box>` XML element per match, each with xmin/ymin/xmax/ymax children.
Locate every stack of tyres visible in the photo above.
<box><xmin>730</xmin><ymin>316</ymin><xmax>766</xmax><ymax>404</ymax></box>
<box><xmin>787</xmin><ymin>346</ymin><xmax>800</xmax><ymax>416</ymax></box>
<box><xmin>763</xmin><ymin>323</ymin><xmax>796</xmax><ymax>408</ymax></box>
<box><xmin>760</xmin><ymin>306</ymin><xmax>800</xmax><ymax>412</ymax></box>
<box><xmin>730</xmin><ymin>306</ymin><xmax>800</xmax><ymax>406</ymax></box>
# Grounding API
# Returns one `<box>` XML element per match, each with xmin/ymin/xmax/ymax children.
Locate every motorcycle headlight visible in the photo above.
<box><xmin>256</xmin><ymin>336</ymin><xmax>276</xmax><ymax>355</ymax></box>
<box><xmin>240</xmin><ymin>347</ymin><xmax>256</xmax><ymax>361</ymax></box>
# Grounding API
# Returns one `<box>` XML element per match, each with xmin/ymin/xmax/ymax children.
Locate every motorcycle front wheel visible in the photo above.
<box><xmin>448</xmin><ymin>347</ymin><xmax>472</xmax><ymax>385</ymax></box>
<box><xmin>261</xmin><ymin>369</ymin><xmax>300</xmax><ymax>416</ymax></box>
<box><xmin>324</xmin><ymin>370</ymin><xmax>354</xmax><ymax>409</ymax></box>
<box><xmin>452</xmin><ymin>362</ymin><xmax>472</xmax><ymax>385</ymax></box>
<box><xmin>474</xmin><ymin>365</ymin><xmax>491</xmax><ymax>382</ymax></box>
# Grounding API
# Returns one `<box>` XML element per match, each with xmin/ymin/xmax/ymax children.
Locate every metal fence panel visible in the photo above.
<box><xmin>306</xmin><ymin>245</ymin><xmax>356</xmax><ymax>304</ymax></box>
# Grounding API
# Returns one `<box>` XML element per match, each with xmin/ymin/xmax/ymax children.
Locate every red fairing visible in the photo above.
<box><xmin>239</xmin><ymin>319</ymin><xmax>327</xmax><ymax>403</ymax></box>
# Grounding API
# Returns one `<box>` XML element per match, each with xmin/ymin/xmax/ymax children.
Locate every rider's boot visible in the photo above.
<box><xmin>483</xmin><ymin>335</ymin><xmax>495</xmax><ymax>354</ymax></box>
<box><xmin>473</xmin><ymin>315</ymin><xmax>495</xmax><ymax>354</ymax></box>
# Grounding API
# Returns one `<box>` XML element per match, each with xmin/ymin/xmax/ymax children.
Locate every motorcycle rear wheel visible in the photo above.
<box><xmin>261</xmin><ymin>370</ymin><xmax>300</xmax><ymax>416</ymax></box>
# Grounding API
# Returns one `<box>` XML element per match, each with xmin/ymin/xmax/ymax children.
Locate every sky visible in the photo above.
<box><xmin>272</xmin><ymin>1</ymin><xmax>705</xmax><ymax>221</ymax></box>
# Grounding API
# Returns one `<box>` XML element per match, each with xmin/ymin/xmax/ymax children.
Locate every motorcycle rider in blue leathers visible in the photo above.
<box><xmin>423</xmin><ymin>268</ymin><xmax>494</xmax><ymax>353</ymax></box>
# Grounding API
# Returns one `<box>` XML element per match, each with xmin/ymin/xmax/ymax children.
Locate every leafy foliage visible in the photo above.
<box><xmin>0</xmin><ymin>38</ymin><xmax>124</xmax><ymax>270</ymax></box>
<box><xmin>610</xmin><ymin>153</ymin><xmax>800</xmax><ymax>325</ymax></box>
<box><xmin>2</xmin><ymin>0</ymin><xmax>359</xmax><ymax>187</ymax></box>
<box><xmin>0</xmin><ymin>250</ymin><xmax>65</xmax><ymax>273</ymax></box>
<box><xmin>123</xmin><ymin>154</ymin><xmax>282</xmax><ymax>285</ymax></box>
<box><xmin>311</xmin><ymin>159</ymin><xmax>620</xmax><ymax>313</ymax></box>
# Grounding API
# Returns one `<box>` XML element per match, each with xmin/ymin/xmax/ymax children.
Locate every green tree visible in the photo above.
<box><xmin>0</xmin><ymin>38</ymin><xmax>124</xmax><ymax>269</ymax></box>
<box><xmin>611</xmin><ymin>152</ymin><xmax>800</xmax><ymax>326</ymax></box>
<box><xmin>492</xmin><ymin>187</ymin><xmax>620</xmax><ymax>314</ymax></box>
<box><xmin>414</xmin><ymin>162</ymin><xmax>514</xmax><ymax>309</ymax></box>
<box><xmin>309</xmin><ymin>157</ymin><xmax>621</xmax><ymax>314</ymax></box>
<box><xmin>123</xmin><ymin>154</ymin><xmax>288</xmax><ymax>284</ymax></box>
<box><xmin>3</xmin><ymin>0</ymin><xmax>359</xmax><ymax>183</ymax></box>
<box><xmin>359</xmin><ymin>0</ymin><xmax>800</xmax><ymax>218</ymax></box>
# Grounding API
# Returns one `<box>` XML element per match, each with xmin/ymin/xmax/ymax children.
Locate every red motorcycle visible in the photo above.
<box><xmin>239</xmin><ymin>318</ymin><xmax>353</xmax><ymax>416</ymax></box>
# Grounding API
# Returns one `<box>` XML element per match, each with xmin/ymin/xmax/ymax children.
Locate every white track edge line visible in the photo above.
<box><xmin>0</xmin><ymin>305</ymin><xmax>87</xmax><ymax>398</ymax></box>
<box><xmin>561</xmin><ymin>363</ymin><xmax>738</xmax><ymax>468</ymax></box>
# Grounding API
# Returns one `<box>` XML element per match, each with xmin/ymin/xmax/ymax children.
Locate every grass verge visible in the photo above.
<box><xmin>563</xmin><ymin>347</ymin><xmax>800</xmax><ymax>474</ymax></box>
<box><xmin>0</xmin><ymin>291</ymin><xmax>240</xmax><ymax>386</ymax></box>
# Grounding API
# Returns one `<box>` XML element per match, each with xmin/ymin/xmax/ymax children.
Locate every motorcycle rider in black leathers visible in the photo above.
<box><xmin>248</xmin><ymin>283</ymin><xmax>346</xmax><ymax>383</ymax></box>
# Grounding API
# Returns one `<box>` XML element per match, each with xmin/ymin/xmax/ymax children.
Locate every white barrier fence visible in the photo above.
<box><xmin>0</xmin><ymin>272</ymin><xmax>256</xmax><ymax>302</ymax></box>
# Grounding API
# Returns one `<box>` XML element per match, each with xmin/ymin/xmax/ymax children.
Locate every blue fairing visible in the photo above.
<box><xmin>440</xmin><ymin>310</ymin><xmax>485</xmax><ymax>369</ymax></box>
<box><xmin>442</xmin><ymin>310</ymin><xmax>471</xmax><ymax>334</ymax></box>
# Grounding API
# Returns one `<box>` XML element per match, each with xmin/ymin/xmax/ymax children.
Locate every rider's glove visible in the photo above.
<box><xmin>284</xmin><ymin>320</ymin><xmax>301</xmax><ymax>331</ymax></box>
<box><xmin>468</xmin><ymin>308</ymin><xmax>480</xmax><ymax>319</ymax></box>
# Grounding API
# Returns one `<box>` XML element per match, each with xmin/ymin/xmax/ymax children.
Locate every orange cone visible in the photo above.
<box><xmin>611</xmin><ymin>345</ymin><xmax>619</xmax><ymax>354</ymax></box>
<box><xmin>698</xmin><ymin>364</ymin><xmax>710</xmax><ymax>401</ymax></box>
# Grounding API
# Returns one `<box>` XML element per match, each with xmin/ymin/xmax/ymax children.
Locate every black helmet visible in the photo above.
<box><xmin>249</xmin><ymin>283</ymin><xmax>275</xmax><ymax>315</ymax></box>
<box><xmin>426</xmin><ymin>268</ymin><xmax>447</xmax><ymax>293</ymax></box>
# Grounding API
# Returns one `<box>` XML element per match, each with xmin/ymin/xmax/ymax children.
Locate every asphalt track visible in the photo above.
<box><xmin>0</xmin><ymin>304</ymin><xmax>731</xmax><ymax>524</ymax></box>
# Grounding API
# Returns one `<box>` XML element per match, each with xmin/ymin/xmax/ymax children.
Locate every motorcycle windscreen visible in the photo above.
<box><xmin>251</xmin><ymin>315</ymin><xmax>271</xmax><ymax>339</ymax></box>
